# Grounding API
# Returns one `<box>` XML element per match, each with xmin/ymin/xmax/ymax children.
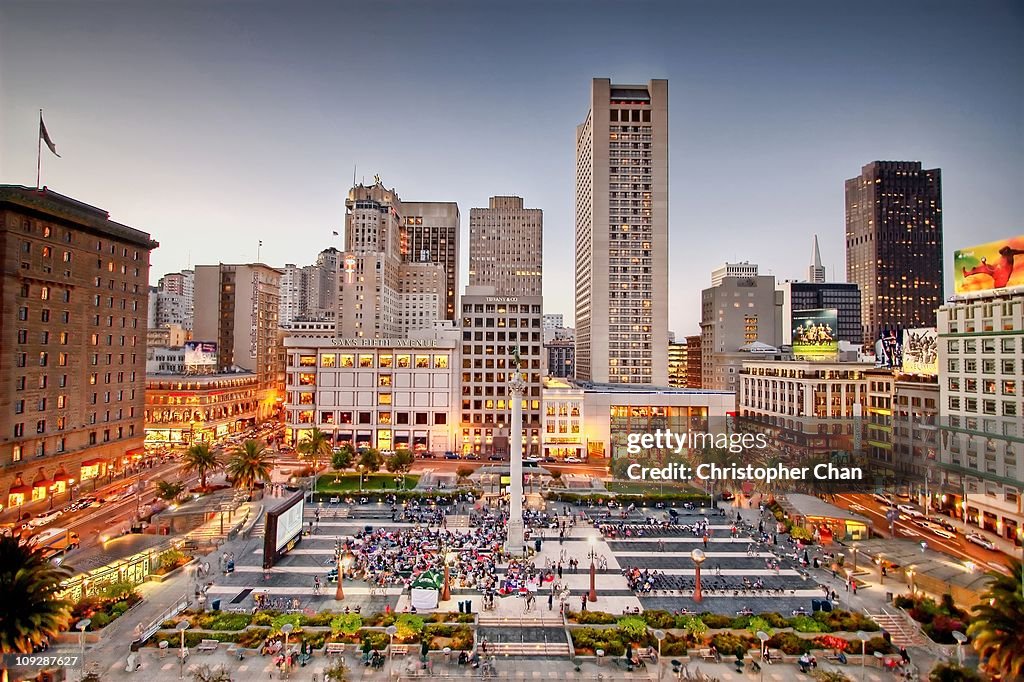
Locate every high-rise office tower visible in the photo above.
<box><xmin>0</xmin><ymin>186</ymin><xmax>157</xmax><ymax>507</ymax></box>
<box><xmin>574</xmin><ymin>78</ymin><xmax>669</xmax><ymax>385</ymax></box>
<box><xmin>845</xmin><ymin>161</ymin><xmax>943</xmax><ymax>344</ymax></box>
<box><xmin>193</xmin><ymin>263</ymin><xmax>282</xmax><ymax>417</ymax></box>
<box><xmin>402</xmin><ymin>202</ymin><xmax>460</xmax><ymax>320</ymax></box>
<box><xmin>808</xmin><ymin>235</ymin><xmax>825</xmax><ymax>283</ymax></box>
<box><xmin>469</xmin><ymin>196</ymin><xmax>542</xmax><ymax>296</ymax></box>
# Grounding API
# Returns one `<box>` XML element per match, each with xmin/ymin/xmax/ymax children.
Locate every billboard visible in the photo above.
<box><xmin>902</xmin><ymin>328</ymin><xmax>938</xmax><ymax>376</ymax></box>
<box><xmin>275</xmin><ymin>497</ymin><xmax>304</xmax><ymax>552</ymax></box>
<box><xmin>183</xmin><ymin>341</ymin><xmax>217</xmax><ymax>367</ymax></box>
<box><xmin>874</xmin><ymin>328</ymin><xmax>903</xmax><ymax>369</ymax></box>
<box><xmin>954</xmin><ymin>236</ymin><xmax>1024</xmax><ymax>295</ymax></box>
<box><xmin>791</xmin><ymin>309</ymin><xmax>838</xmax><ymax>358</ymax></box>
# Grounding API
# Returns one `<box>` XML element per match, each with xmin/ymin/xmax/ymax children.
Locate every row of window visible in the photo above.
<box><xmin>294</xmin><ymin>410</ymin><xmax>444</xmax><ymax>426</ymax></box>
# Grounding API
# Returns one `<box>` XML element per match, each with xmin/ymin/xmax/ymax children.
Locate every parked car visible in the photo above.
<box><xmin>487</xmin><ymin>455</ymin><xmax>504</xmax><ymax>461</ymax></box>
<box><xmin>564</xmin><ymin>457</ymin><xmax>583</xmax><ymax>464</ymax></box>
<box><xmin>927</xmin><ymin>516</ymin><xmax>957</xmax><ymax>532</ymax></box>
<box><xmin>898</xmin><ymin>504</ymin><xmax>925</xmax><ymax>519</ymax></box>
<box><xmin>720</xmin><ymin>491</ymin><xmax>735</xmax><ymax>501</ymax></box>
<box><xmin>444</xmin><ymin>452</ymin><xmax>460</xmax><ymax>460</ymax></box>
<box><xmin>524</xmin><ymin>457</ymin><xmax>541</xmax><ymax>464</ymax></box>
<box><xmin>29</xmin><ymin>510</ymin><xmax>63</xmax><ymax>528</ymax></box>
<box><xmin>872</xmin><ymin>493</ymin><xmax>893</xmax><ymax>505</ymax></box>
<box><xmin>930</xmin><ymin>526</ymin><xmax>956</xmax><ymax>540</ymax></box>
<box><xmin>965</xmin><ymin>533</ymin><xmax>997</xmax><ymax>550</ymax></box>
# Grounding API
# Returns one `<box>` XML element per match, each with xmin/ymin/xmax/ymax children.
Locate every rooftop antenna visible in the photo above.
<box><xmin>352</xmin><ymin>164</ymin><xmax>357</xmax><ymax>187</ymax></box>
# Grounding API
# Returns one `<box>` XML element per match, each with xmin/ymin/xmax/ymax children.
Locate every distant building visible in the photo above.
<box><xmin>469</xmin><ymin>196</ymin><xmax>542</xmax><ymax>297</ymax></box>
<box><xmin>778</xmin><ymin>281</ymin><xmax>862</xmax><ymax>345</ymax></box>
<box><xmin>402</xmin><ymin>201</ymin><xmax>460</xmax><ymax>321</ymax></box>
<box><xmin>710</xmin><ymin>262</ymin><xmax>759</xmax><ymax>288</ymax></box>
<box><xmin>846</xmin><ymin>161</ymin><xmax>943</xmax><ymax>344</ymax></box>
<box><xmin>0</xmin><ymin>186</ymin><xmax>157</xmax><ymax>510</ymax></box>
<box><xmin>545</xmin><ymin>339</ymin><xmax>575</xmax><ymax>379</ymax></box>
<box><xmin>684</xmin><ymin>334</ymin><xmax>702</xmax><ymax>388</ymax></box>
<box><xmin>147</xmin><ymin>324</ymin><xmax>188</xmax><ymax>349</ymax></box>
<box><xmin>668</xmin><ymin>341</ymin><xmax>687</xmax><ymax>388</ymax></box>
<box><xmin>155</xmin><ymin>269</ymin><xmax>194</xmax><ymax>331</ymax></box>
<box><xmin>543</xmin><ymin>314</ymin><xmax>564</xmax><ymax>330</ymax></box>
<box><xmin>808</xmin><ymin>235</ymin><xmax>826</xmax><ymax>284</ymax></box>
<box><xmin>145</xmin><ymin>371</ymin><xmax>262</xmax><ymax>445</ymax></box>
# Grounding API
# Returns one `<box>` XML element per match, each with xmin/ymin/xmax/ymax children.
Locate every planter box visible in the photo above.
<box><xmin>148</xmin><ymin>557</ymin><xmax>197</xmax><ymax>583</ymax></box>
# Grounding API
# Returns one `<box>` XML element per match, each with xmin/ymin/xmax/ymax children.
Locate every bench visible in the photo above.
<box><xmin>638</xmin><ymin>650</ymin><xmax>657</xmax><ymax>663</ymax></box>
<box><xmin>196</xmin><ymin>639</ymin><xmax>220</xmax><ymax>653</ymax></box>
<box><xmin>390</xmin><ymin>644</ymin><xmax>410</xmax><ymax>656</ymax></box>
<box><xmin>325</xmin><ymin>643</ymin><xmax>345</xmax><ymax>656</ymax></box>
<box><xmin>699</xmin><ymin>649</ymin><xmax>717</xmax><ymax>662</ymax></box>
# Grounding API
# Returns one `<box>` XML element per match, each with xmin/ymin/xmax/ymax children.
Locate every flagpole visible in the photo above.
<box><xmin>36</xmin><ymin>109</ymin><xmax>42</xmax><ymax>189</ymax></box>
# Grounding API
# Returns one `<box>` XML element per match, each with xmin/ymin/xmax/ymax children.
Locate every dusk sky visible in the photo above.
<box><xmin>1</xmin><ymin>0</ymin><xmax>1021</xmax><ymax>335</ymax></box>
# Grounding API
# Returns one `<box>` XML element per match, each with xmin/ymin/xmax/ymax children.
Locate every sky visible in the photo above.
<box><xmin>1</xmin><ymin>0</ymin><xmax>1021</xmax><ymax>335</ymax></box>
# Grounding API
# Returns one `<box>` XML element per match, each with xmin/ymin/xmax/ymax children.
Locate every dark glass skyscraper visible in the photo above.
<box><xmin>845</xmin><ymin>161</ymin><xmax>943</xmax><ymax>344</ymax></box>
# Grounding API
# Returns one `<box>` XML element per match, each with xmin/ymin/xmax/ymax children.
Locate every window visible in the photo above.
<box><xmin>36</xmin><ymin>420</ymin><xmax>46</xmax><ymax>434</ymax></box>
<box><xmin>434</xmin><ymin>412</ymin><xmax>447</xmax><ymax>425</ymax></box>
<box><xmin>15</xmin><ymin>400</ymin><xmax>24</xmax><ymax>414</ymax></box>
<box><xmin>299</xmin><ymin>355</ymin><xmax>316</xmax><ymax>367</ymax></box>
<box><xmin>397</xmin><ymin>354</ymin><xmax>411</xmax><ymax>368</ymax></box>
<box><xmin>415</xmin><ymin>412</ymin><xmax>429</xmax><ymax>425</ymax></box>
<box><xmin>379</xmin><ymin>354</ymin><xmax>393</xmax><ymax>368</ymax></box>
<box><xmin>358</xmin><ymin>354</ymin><xmax>374</xmax><ymax>368</ymax></box>
<box><xmin>320</xmin><ymin>354</ymin><xmax>336</xmax><ymax>368</ymax></box>
<box><xmin>415</xmin><ymin>355</ymin><xmax>430</xmax><ymax>368</ymax></box>
<box><xmin>339</xmin><ymin>354</ymin><xmax>354</xmax><ymax>368</ymax></box>
<box><xmin>14</xmin><ymin>423</ymin><xmax>24</xmax><ymax>438</ymax></box>
<box><xmin>434</xmin><ymin>354</ymin><xmax>449</xmax><ymax>369</ymax></box>
<box><xmin>379</xmin><ymin>374</ymin><xmax>392</xmax><ymax>387</ymax></box>
<box><xmin>379</xmin><ymin>393</ymin><xmax>392</xmax><ymax>405</ymax></box>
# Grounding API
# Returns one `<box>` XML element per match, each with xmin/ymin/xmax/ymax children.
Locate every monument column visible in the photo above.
<box><xmin>505</xmin><ymin>352</ymin><xmax>526</xmax><ymax>553</ymax></box>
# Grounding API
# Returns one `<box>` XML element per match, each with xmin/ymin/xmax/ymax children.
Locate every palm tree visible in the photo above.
<box><xmin>0</xmin><ymin>536</ymin><xmax>74</xmax><ymax>680</ymax></box>
<box><xmin>227</xmin><ymin>439</ymin><xmax>272</xmax><ymax>495</ymax></box>
<box><xmin>298</xmin><ymin>428</ymin><xmax>332</xmax><ymax>471</ymax></box>
<box><xmin>155</xmin><ymin>479</ymin><xmax>185</xmax><ymax>503</ymax></box>
<box><xmin>182</xmin><ymin>442</ymin><xmax>222</xmax><ymax>490</ymax></box>
<box><xmin>968</xmin><ymin>558</ymin><xmax>1024</xmax><ymax>678</ymax></box>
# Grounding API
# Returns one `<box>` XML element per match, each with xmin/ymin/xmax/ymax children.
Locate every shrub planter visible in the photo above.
<box><xmin>148</xmin><ymin>557</ymin><xmax>197</xmax><ymax>583</ymax></box>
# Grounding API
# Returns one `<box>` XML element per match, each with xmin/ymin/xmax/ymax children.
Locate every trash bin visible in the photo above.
<box><xmin>212</xmin><ymin>599</ymin><xmax>221</xmax><ymax>611</ymax></box>
<box><xmin>886</xmin><ymin>592</ymin><xmax>893</xmax><ymax>603</ymax></box>
<box><xmin>464</xmin><ymin>600</ymin><xmax>472</xmax><ymax>615</ymax></box>
<box><xmin>159</xmin><ymin>641</ymin><xmax>169</xmax><ymax>658</ymax></box>
<box><xmin>458</xmin><ymin>601</ymin><xmax>464</xmax><ymax>614</ymax></box>
<box><xmin>534</xmin><ymin>538</ymin><xmax>542</xmax><ymax>552</ymax></box>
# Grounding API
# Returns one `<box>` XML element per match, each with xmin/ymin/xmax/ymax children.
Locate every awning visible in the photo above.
<box><xmin>81</xmin><ymin>458</ymin><xmax>105</xmax><ymax>467</ymax></box>
<box><xmin>8</xmin><ymin>485</ymin><xmax>31</xmax><ymax>495</ymax></box>
<box><xmin>33</xmin><ymin>478</ymin><xmax>55</xmax><ymax>488</ymax></box>
<box><xmin>54</xmin><ymin>470</ymin><xmax>71</xmax><ymax>482</ymax></box>
<box><xmin>126</xmin><ymin>447</ymin><xmax>145</xmax><ymax>457</ymax></box>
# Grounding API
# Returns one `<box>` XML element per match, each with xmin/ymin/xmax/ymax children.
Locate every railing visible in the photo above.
<box><xmin>135</xmin><ymin>593</ymin><xmax>190</xmax><ymax>646</ymax></box>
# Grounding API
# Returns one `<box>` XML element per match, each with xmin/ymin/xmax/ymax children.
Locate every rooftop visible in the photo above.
<box><xmin>781</xmin><ymin>494</ymin><xmax>871</xmax><ymax>524</ymax></box>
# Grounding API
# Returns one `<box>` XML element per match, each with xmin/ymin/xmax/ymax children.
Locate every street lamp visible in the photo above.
<box><xmin>652</xmin><ymin>629</ymin><xmax>666</xmax><ymax>682</ymax></box>
<box><xmin>855</xmin><ymin>630</ymin><xmax>867</xmax><ymax>681</ymax></box>
<box><xmin>336</xmin><ymin>550</ymin><xmax>353</xmax><ymax>600</ymax></box>
<box><xmin>851</xmin><ymin>544</ymin><xmax>858</xmax><ymax>576</ymax></box>
<box><xmin>281</xmin><ymin>623</ymin><xmax>294</xmax><ymax>676</ymax></box>
<box><xmin>906</xmin><ymin>567</ymin><xmax>915</xmax><ymax>596</ymax></box>
<box><xmin>690</xmin><ymin>549</ymin><xmax>706</xmax><ymax>603</ymax></box>
<box><xmin>386</xmin><ymin>624</ymin><xmax>398</xmax><ymax>678</ymax></box>
<box><xmin>952</xmin><ymin>631</ymin><xmax>967</xmax><ymax>666</ymax></box>
<box><xmin>588</xmin><ymin>536</ymin><xmax>598</xmax><ymax>602</ymax></box>
<box><xmin>358</xmin><ymin>464</ymin><xmax>365</xmax><ymax>492</ymax></box>
<box><xmin>76</xmin><ymin>618</ymin><xmax>91</xmax><ymax>682</ymax></box>
<box><xmin>176</xmin><ymin>620</ymin><xmax>190</xmax><ymax>680</ymax></box>
<box><xmin>756</xmin><ymin>630</ymin><xmax>769</xmax><ymax>681</ymax></box>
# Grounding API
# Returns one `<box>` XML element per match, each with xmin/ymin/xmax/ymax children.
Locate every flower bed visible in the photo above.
<box><xmin>70</xmin><ymin>582</ymin><xmax>142</xmax><ymax>631</ymax></box>
<box><xmin>893</xmin><ymin>594</ymin><xmax>969</xmax><ymax>645</ymax></box>
<box><xmin>568</xmin><ymin>609</ymin><xmax>879</xmax><ymax>634</ymax></box>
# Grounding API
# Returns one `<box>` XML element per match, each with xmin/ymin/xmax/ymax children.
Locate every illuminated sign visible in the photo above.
<box><xmin>901</xmin><ymin>328</ymin><xmax>938</xmax><ymax>376</ymax></box>
<box><xmin>330</xmin><ymin>338</ymin><xmax>439</xmax><ymax>348</ymax></box>
<box><xmin>791</xmin><ymin>308</ymin><xmax>838</xmax><ymax>359</ymax></box>
<box><xmin>954</xmin><ymin>236</ymin><xmax>1024</xmax><ymax>296</ymax></box>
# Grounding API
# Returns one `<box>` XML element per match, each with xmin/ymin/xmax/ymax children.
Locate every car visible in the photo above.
<box><xmin>898</xmin><ymin>504</ymin><xmax>924</xmax><ymax>519</ymax></box>
<box><xmin>564</xmin><ymin>457</ymin><xmax>583</xmax><ymax>464</ymax></box>
<box><xmin>524</xmin><ymin>457</ymin><xmax>541</xmax><ymax>464</ymax></box>
<box><xmin>872</xmin><ymin>493</ymin><xmax>893</xmax><ymax>505</ymax></box>
<box><xmin>419</xmin><ymin>451</ymin><xmax>437</xmax><ymax>459</ymax></box>
<box><xmin>77</xmin><ymin>496</ymin><xmax>98</xmax><ymax>509</ymax></box>
<box><xmin>720</xmin><ymin>491</ymin><xmax>735</xmax><ymax>501</ymax></box>
<box><xmin>444</xmin><ymin>452</ymin><xmax>460</xmax><ymax>460</ymax></box>
<box><xmin>29</xmin><ymin>510</ymin><xmax>63</xmax><ymax>528</ymax></box>
<box><xmin>930</xmin><ymin>527</ymin><xmax>956</xmax><ymax>540</ymax></box>
<box><xmin>463</xmin><ymin>453</ymin><xmax>481</xmax><ymax>460</ymax></box>
<box><xmin>542</xmin><ymin>457</ymin><xmax>557</xmax><ymax>463</ymax></box>
<box><xmin>913</xmin><ymin>519</ymin><xmax>936</xmax><ymax>530</ymax></box>
<box><xmin>927</xmin><ymin>516</ymin><xmax>957</xmax><ymax>532</ymax></box>
<box><xmin>848</xmin><ymin>503</ymin><xmax>867</xmax><ymax>511</ymax></box>
<box><xmin>965</xmin><ymin>533</ymin><xmax>997</xmax><ymax>550</ymax></box>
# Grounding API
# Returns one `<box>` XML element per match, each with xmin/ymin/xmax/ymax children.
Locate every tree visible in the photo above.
<box><xmin>0</xmin><ymin>536</ymin><xmax>73</xmax><ymax>679</ymax></box>
<box><xmin>968</xmin><ymin>558</ymin><xmax>1024</xmax><ymax>678</ymax></box>
<box><xmin>182</xmin><ymin>442</ymin><xmax>222</xmax><ymax>490</ymax></box>
<box><xmin>693</xmin><ymin>447</ymin><xmax>741</xmax><ymax>508</ymax></box>
<box><xmin>332</xmin><ymin>444</ymin><xmax>354</xmax><ymax>472</ymax></box>
<box><xmin>455</xmin><ymin>466</ymin><xmax>474</xmax><ymax>484</ymax></box>
<box><xmin>385</xmin><ymin>449</ymin><xmax>414</xmax><ymax>474</ymax></box>
<box><xmin>358</xmin><ymin>447</ymin><xmax>381</xmax><ymax>474</ymax></box>
<box><xmin>928</xmin><ymin>664</ymin><xmax>981</xmax><ymax>682</ymax></box>
<box><xmin>155</xmin><ymin>479</ymin><xmax>185</xmax><ymax>503</ymax></box>
<box><xmin>298</xmin><ymin>428</ymin><xmax>332</xmax><ymax>470</ymax></box>
<box><xmin>549</xmin><ymin>470</ymin><xmax>564</xmax><ymax>486</ymax></box>
<box><xmin>323</xmin><ymin>657</ymin><xmax>350</xmax><ymax>682</ymax></box>
<box><xmin>227</xmin><ymin>439</ymin><xmax>272</xmax><ymax>494</ymax></box>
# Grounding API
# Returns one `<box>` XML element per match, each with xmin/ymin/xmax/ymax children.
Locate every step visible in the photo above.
<box><xmin>476</xmin><ymin>613</ymin><xmax>565</xmax><ymax>628</ymax></box>
<box><xmin>483</xmin><ymin>643</ymin><xmax>570</xmax><ymax>657</ymax></box>
<box><xmin>448</xmin><ymin>515</ymin><xmax>471</xmax><ymax>528</ymax></box>
<box><xmin>866</xmin><ymin>612</ymin><xmax>927</xmax><ymax>647</ymax></box>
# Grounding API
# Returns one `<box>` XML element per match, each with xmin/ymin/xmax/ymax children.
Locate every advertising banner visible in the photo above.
<box><xmin>183</xmin><ymin>341</ymin><xmax>217</xmax><ymax>367</ymax></box>
<box><xmin>954</xmin><ymin>236</ymin><xmax>1024</xmax><ymax>295</ymax></box>
<box><xmin>874</xmin><ymin>328</ymin><xmax>902</xmax><ymax>369</ymax></box>
<box><xmin>791</xmin><ymin>309</ymin><xmax>838</xmax><ymax>358</ymax></box>
<box><xmin>902</xmin><ymin>328</ymin><xmax>938</xmax><ymax>376</ymax></box>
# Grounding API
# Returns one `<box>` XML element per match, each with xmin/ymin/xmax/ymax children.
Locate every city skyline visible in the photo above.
<box><xmin>1</xmin><ymin>0</ymin><xmax>1021</xmax><ymax>335</ymax></box>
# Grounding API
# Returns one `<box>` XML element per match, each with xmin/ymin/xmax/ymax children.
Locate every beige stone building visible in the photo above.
<box><xmin>574</xmin><ymin>78</ymin><xmax>669</xmax><ymax>386</ymax></box>
<box><xmin>469</xmin><ymin>196</ymin><xmax>542</xmax><ymax>297</ymax></box>
<box><xmin>1</xmin><ymin>186</ymin><xmax>157</xmax><ymax>513</ymax></box>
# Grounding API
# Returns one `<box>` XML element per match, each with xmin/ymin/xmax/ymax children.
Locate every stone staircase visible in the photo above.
<box><xmin>477</xmin><ymin>612</ymin><xmax>565</xmax><ymax>628</ymax></box>
<box><xmin>447</xmin><ymin>514</ymin><xmax>471</xmax><ymax>528</ymax></box>
<box><xmin>483</xmin><ymin>641</ymin><xmax>571</xmax><ymax>657</ymax></box>
<box><xmin>866</xmin><ymin>609</ymin><xmax>929</xmax><ymax>647</ymax></box>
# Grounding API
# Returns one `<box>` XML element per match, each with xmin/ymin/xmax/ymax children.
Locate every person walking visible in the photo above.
<box><xmin>580</xmin><ymin>594</ymin><xmax>587</xmax><ymax>611</ymax></box>
<box><xmin>548</xmin><ymin>592</ymin><xmax>554</xmax><ymax>611</ymax></box>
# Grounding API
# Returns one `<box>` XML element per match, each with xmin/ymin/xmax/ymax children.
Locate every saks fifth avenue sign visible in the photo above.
<box><xmin>330</xmin><ymin>338</ymin><xmax>439</xmax><ymax>348</ymax></box>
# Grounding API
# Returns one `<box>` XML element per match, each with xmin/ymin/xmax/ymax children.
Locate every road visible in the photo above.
<box><xmin>410</xmin><ymin>458</ymin><xmax>604</xmax><ymax>478</ymax></box>
<box><xmin>832</xmin><ymin>492</ymin><xmax>1012</xmax><ymax>574</ymax></box>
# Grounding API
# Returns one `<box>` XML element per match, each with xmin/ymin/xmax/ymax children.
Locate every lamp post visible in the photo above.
<box><xmin>176</xmin><ymin>620</ymin><xmax>189</xmax><ymax>680</ymax></box>
<box><xmin>652</xmin><ymin>629</ymin><xmax>666</xmax><ymax>682</ymax></box>
<box><xmin>281</xmin><ymin>623</ymin><xmax>294</xmax><ymax>676</ymax></box>
<box><xmin>690</xmin><ymin>549</ymin><xmax>706</xmax><ymax>603</ymax></box>
<box><xmin>386</xmin><ymin>624</ymin><xmax>398</xmax><ymax>678</ymax></box>
<box><xmin>76</xmin><ymin>618</ymin><xmax>91</xmax><ymax>682</ymax></box>
<box><xmin>336</xmin><ymin>550</ymin><xmax>352</xmax><ymax>600</ymax></box>
<box><xmin>952</xmin><ymin>631</ymin><xmax>967</xmax><ymax>666</ymax></box>
<box><xmin>855</xmin><ymin>630</ymin><xmax>867</xmax><ymax>681</ymax></box>
<box><xmin>851</xmin><ymin>544</ymin><xmax>858</xmax><ymax>576</ymax></box>
<box><xmin>358</xmin><ymin>465</ymin><xmax>365</xmax><ymax>492</ymax></box>
<box><xmin>756</xmin><ymin>630</ymin><xmax>769</xmax><ymax>681</ymax></box>
<box><xmin>588</xmin><ymin>537</ymin><xmax>598</xmax><ymax>602</ymax></box>
<box><xmin>906</xmin><ymin>567</ymin><xmax>915</xmax><ymax>596</ymax></box>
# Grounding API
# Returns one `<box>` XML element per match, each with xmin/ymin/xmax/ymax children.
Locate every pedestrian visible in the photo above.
<box><xmin>852</xmin><ymin>582</ymin><xmax>858</xmax><ymax>595</ymax></box>
<box><xmin>580</xmin><ymin>594</ymin><xmax>587</xmax><ymax>612</ymax></box>
<box><xmin>703</xmin><ymin>535</ymin><xmax>708</xmax><ymax>549</ymax></box>
<box><xmin>548</xmin><ymin>592</ymin><xmax>554</xmax><ymax>611</ymax></box>
<box><xmin>557</xmin><ymin>562</ymin><xmax>563</xmax><ymax>580</ymax></box>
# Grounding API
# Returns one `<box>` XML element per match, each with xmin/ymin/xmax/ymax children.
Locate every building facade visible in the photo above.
<box><xmin>401</xmin><ymin>202</ymin><xmax>460</xmax><ymax>321</ymax></box>
<box><xmin>459</xmin><ymin>287</ymin><xmax>543</xmax><ymax>456</ymax></box>
<box><xmin>778</xmin><ymin>281</ymin><xmax>863</xmax><ymax>346</ymax></box>
<box><xmin>541</xmin><ymin>378</ymin><xmax>585</xmax><ymax>460</ymax></box>
<box><xmin>1</xmin><ymin>186</ymin><xmax>157</xmax><ymax>513</ymax></box>
<box><xmin>937</xmin><ymin>293</ymin><xmax>1022</xmax><ymax>549</ymax></box>
<box><xmin>668</xmin><ymin>341</ymin><xmax>687</xmax><ymax>388</ymax></box>
<box><xmin>700</xmin><ymin>271</ymin><xmax>783</xmax><ymax>390</ymax></box>
<box><xmin>192</xmin><ymin>263</ymin><xmax>282</xmax><ymax>421</ymax></box>
<box><xmin>574</xmin><ymin>78</ymin><xmax>669</xmax><ymax>385</ymax></box>
<box><xmin>545</xmin><ymin>339</ymin><xmax>575</xmax><ymax>378</ymax></box>
<box><xmin>144</xmin><ymin>372</ymin><xmax>262</xmax><ymax>444</ymax></box>
<box><xmin>684</xmin><ymin>334</ymin><xmax>702</xmax><ymax>388</ymax></box>
<box><xmin>155</xmin><ymin>269</ymin><xmax>194</xmax><ymax>331</ymax></box>
<box><xmin>469</xmin><ymin>196</ymin><xmax>542</xmax><ymax>297</ymax></box>
<box><xmin>283</xmin><ymin>332</ymin><xmax>459</xmax><ymax>454</ymax></box>
<box><xmin>737</xmin><ymin>360</ymin><xmax>871</xmax><ymax>461</ymax></box>
<box><xmin>845</xmin><ymin>161</ymin><xmax>944</xmax><ymax>345</ymax></box>
<box><xmin>710</xmin><ymin>262</ymin><xmax>759</xmax><ymax>288</ymax></box>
